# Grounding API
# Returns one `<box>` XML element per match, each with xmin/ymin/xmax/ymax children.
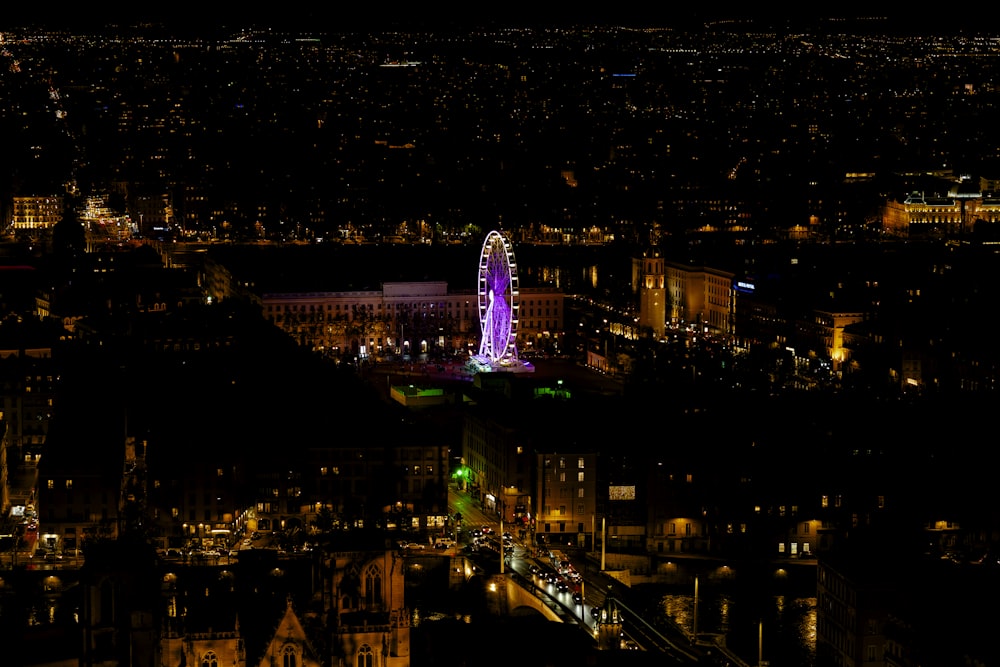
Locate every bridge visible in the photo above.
<box><xmin>483</xmin><ymin>572</ymin><xmax>582</xmax><ymax>624</ymax></box>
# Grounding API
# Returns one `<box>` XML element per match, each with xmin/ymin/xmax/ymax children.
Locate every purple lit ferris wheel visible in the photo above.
<box><xmin>477</xmin><ymin>230</ymin><xmax>520</xmax><ymax>364</ymax></box>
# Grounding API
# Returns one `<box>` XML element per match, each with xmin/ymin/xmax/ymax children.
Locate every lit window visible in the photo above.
<box><xmin>321</xmin><ymin>467</ymin><xmax>328</xmax><ymax>476</ymax></box>
<box><xmin>577</xmin><ymin>488</ymin><xmax>584</xmax><ymax>498</ymax></box>
<box><xmin>559</xmin><ymin>472</ymin><xmax>566</xmax><ymax>482</ymax></box>
<box><xmin>778</xmin><ymin>543</ymin><xmax>785</xmax><ymax>553</ymax></box>
<box><xmin>217</xmin><ymin>468</ymin><xmax>224</xmax><ymax>477</ymax></box>
<box><xmin>66</xmin><ymin>479</ymin><xmax>73</xmax><ymax>490</ymax></box>
<box><xmin>577</xmin><ymin>472</ymin><xmax>584</xmax><ymax>482</ymax></box>
<box><xmin>559</xmin><ymin>458</ymin><xmax>566</xmax><ymax>469</ymax></box>
<box><xmin>877</xmin><ymin>495</ymin><xmax>885</xmax><ymax>509</ymax></box>
<box><xmin>821</xmin><ymin>495</ymin><xmax>828</xmax><ymax>508</ymax></box>
<box><xmin>48</xmin><ymin>479</ymin><xmax>54</xmax><ymax>490</ymax></box>
<box><xmin>578</xmin><ymin>458</ymin><xmax>584</xmax><ymax>469</ymax></box>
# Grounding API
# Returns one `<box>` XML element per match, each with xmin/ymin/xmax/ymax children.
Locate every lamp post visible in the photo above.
<box><xmin>693</xmin><ymin>575</ymin><xmax>699</xmax><ymax>642</ymax></box>
<box><xmin>600</xmin><ymin>516</ymin><xmax>606</xmax><ymax>572</ymax></box>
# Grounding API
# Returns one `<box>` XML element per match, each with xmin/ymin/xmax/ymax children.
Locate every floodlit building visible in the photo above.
<box><xmin>633</xmin><ymin>246</ymin><xmax>666</xmax><ymax>339</ymax></box>
<box><xmin>263</xmin><ymin>282</ymin><xmax>563</xmax><ymax>359</ymax></box>
<box><xmin>10</xmin><ymin>195</ymin><xmax>63</xmax><ymax>231</ymax></box>
<box><xmin>665</xmin><ymin>261</ymin><xmax>735</xmax><ymax>335</ymax></box>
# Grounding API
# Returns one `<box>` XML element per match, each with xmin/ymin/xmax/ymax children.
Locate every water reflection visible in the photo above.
<box><xmin>657</xmin><ymin>592</ymin><xmax>816</xmax><ymax>667</ymax></box>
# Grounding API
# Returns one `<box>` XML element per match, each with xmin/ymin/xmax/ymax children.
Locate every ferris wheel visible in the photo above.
<box><xmin>477</xmin><ymin>230</ymin><xmax>520</xmax><ymax>363</ymax></box>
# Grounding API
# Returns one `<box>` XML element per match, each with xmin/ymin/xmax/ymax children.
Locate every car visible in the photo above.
<box><xmin>404</xmin><ymin>542</ymin><xmax>425</xmax><ymax>550</ymax></box>
<box><xmin>591</xmin><ymin>606</ymin><xmax>602</xmax><ymax>621</ymax></box>
<box><xmin>556</xmin><ymin>579</ymin><xmax>570</xmax><ymax>593</ymax></box>
<box><xmin>202</xmin><ymin>549</ymin><xmax>221</xmax><ymax>558</ymax></box>
<box><xmin>529</xmin><ymin>564</ymin><xmax>541</xmax><ymax>576</ymax></box>
<box><xmin>572</xmin><ymin>592</ymin><xmax>584</xmax><ymax>605</ymax></box>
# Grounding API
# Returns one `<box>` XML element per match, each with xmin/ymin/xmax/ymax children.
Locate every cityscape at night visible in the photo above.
<box><xmin>1</xmin><ymin>11</ymin><xmax>999</xmax><ymax>667</ymax></box>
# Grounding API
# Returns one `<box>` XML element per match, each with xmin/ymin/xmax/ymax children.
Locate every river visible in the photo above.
<box><xmin>636</xmin><ymin>579</ymin><xmax>816</xmax><ymax>667</ymax></box>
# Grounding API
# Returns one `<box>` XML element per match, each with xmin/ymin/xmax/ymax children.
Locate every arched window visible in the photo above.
<box><xmin>357</xmin><ymin>644</ymin><xmax>374</xmax><ymax>667</ymax></box>
<box><xmin>364</xmin><ymin>563</ymin><xmax>383</xmax><ymax>607</ymax></box>
<box><xmin>201</xmin><ymin>651</ymin><xmax>218</xmax><ymax>667</ymax></box>
<box><xmin>282</xmin><ymin>645</ymin><xmax>297</xmax><ymax>667</ymax></box>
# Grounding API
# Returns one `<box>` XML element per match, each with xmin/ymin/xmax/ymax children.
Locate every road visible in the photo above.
<box><xmin>449</xmin><ymin>483</ymin><xmax>701</xmax><ymax>662</ymax></box>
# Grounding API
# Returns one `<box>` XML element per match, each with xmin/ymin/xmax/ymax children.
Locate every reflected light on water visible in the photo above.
<box><xmin>800</xmin><ymin>598</ymin><xmax>817</xmax><ymax>647</ymax></box>
<box><xmin>659</xmin><ymin>592</ymin><xmax>816</xmax><ymax>667</ymax></box>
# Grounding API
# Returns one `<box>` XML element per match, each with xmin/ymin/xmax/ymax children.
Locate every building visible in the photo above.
<box><xmin>665</xmin><ymin>262</ymin><xmax>734</xmax><ymax>335</ymax></box>
<box><xmin>535</xmin><ymin>451</ymin><xmax>598</xmax><ymax>550</ymax></box>
<box><xmin>882</xmin><ymin>189</ymin><xmax>1000</xmax><ymax>237</ymax></box>
<box><xmin>10</xmin><ymin>195</ymin><xmax>63</xmax><ymax>232</ymax></box>
<box><xmin>262</xmin><ymin>281</ymin><xmax>563</xmax><ymax>359</ymax></box>
<box><xmin>324</xmin><ymin>548</ymin><xmax>410</xmax><ymax>667</ymax></box>
<box><xmin>306</xmin><ymin>431</ymin><xmax>451</xmax><ymax>536</ymax></box>
<box><xmin>633</xmin><ymin>247</ymin><xmax>666</xmax><ymax>339</ymax></box>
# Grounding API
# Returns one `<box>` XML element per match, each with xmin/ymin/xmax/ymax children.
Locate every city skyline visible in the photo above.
<box><xmin>2</xmin><ymin>14</ymin><xmax>1000</xmax><ymax>667</ymax></box>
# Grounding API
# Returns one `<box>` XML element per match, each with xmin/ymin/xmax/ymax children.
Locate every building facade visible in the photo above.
<box><xmin>535</xmin><ymin>451</ymin><xmax>598</xmax><ymax>550</ymax></box>
<box><xmin>634</xmin><ymin>247</ymin><xmax>666</xmax><ymax>339</ymax></box>
<box><xmin>665</xmin><ymin>262</ymin><xmax>735</xmax><ymax>335</ymax></box>
<box><xmin>10</xmin><ymin>195</ymin><xmax>63</xmax><ymax>231</ymax></box>
<box><xmin>262</xmin><ymin>282</ymin><xmax>563</xmax><ymax>359</ymax></box>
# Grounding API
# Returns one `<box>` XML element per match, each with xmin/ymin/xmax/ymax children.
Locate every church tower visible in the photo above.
<box><xmin>594</xmin><ymin>596</ymin><xmax>625</xmax><ymax>650</ymax></box>
<box><xmin>636</xmin><ymin>245</ymin><xmax>666</xmax><ymax>339</ymax></box>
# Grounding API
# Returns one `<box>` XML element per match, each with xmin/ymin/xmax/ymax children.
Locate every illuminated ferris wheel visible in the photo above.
<box><xmin>477</xmin><ymin>230</ymin><xmax>520</xmax><ymax>364</ymax></box>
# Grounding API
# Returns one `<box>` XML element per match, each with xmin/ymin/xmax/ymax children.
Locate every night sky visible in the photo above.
<box><xmin>0</xmin><ymin>6</ymin><xmax>980</xmax><ymax>34</ymax></box>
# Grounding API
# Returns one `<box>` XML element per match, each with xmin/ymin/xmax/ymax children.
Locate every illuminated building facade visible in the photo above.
<box><xmin>809</xmin><ymin>310</ymin><xmax>866</xmax><ymax>373</ymax></box>
<box><xmin>665</xmin><ymin>262</ymin><xmax>735</xmax><ymax>335</ymax></box>
<box><xmin>535</xmin><ymin>451</ymin><xmax>598</xmax><ymax>549</ymax></box>
<box><xmin>263</xmin><ymin>282</ymin><xmax>563</xmax><ymax>359</ymax></box>
<box><xmin>325</xmin><ymin>550</ymin><xmax>410</xmax><ymax>667</ymax></box>
<box><xmin>882</xmin><ymin>189</ymin><xmax>1000</xmax><ymax>236</ymax></box>
<box><xmin>634</xmin><ymin>247</ymin><xmax>666</xmax><ymax>339</ymax></box>
<box><xmin>10</xmin><ymin>195</ymin><xmax>63</xmax><ymax>231</ymax></box>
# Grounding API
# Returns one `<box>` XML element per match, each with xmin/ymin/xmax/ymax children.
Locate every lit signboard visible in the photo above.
<box><xmin>608</xmin><ymin>486</ymin><xmax>636</xmax><ymax>501</ymax></box>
